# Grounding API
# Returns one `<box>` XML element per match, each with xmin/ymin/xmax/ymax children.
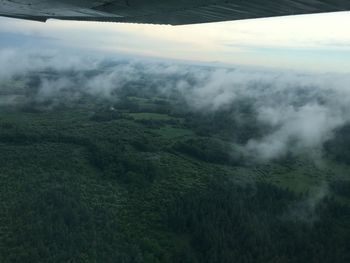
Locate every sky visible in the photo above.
<box><xmin>1</xmin><ymin>11</ymin><xmax>350</xmax><ymax>72</ymax></box>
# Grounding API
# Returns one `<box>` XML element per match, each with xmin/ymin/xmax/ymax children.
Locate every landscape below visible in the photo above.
<box><xmin>0</xmin><ymin>64</ymin><xmax>349</xmax><ymax>263</ymax></box>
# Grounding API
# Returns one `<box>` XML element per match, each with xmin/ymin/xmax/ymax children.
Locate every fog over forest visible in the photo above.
<box><xmin>2</xmin><ymin>48</ymin><xmax>350</xmax><ymax>162</ymax></box>
<box><xmin>1</xmin><ymin>47</ymin><xmax>349</xmax><ymax>263</ymax></box>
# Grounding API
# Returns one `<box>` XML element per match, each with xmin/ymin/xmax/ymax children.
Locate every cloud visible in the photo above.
<box><xmin>246</xmin><ymin>104</ymin><xmax>344</xmax><ymax>161</ymax></box>
<box><xmin>152</xmin><ymin>65</ymin><xmax>350</xmax><ymax>161</ymax></box>
<box><xmin>0</xmin><ymin>48</ymin><xmax>103</xmax><ymax>80</ymax></box>
<box><xmin>182</xmin><ymin>70</ymin><xmax>350</xmax><ymax>161</ymax></box>
<box><xmin>1</xmin><ymin>48</ymin><xmax>350</xmax><ymax>162</ymax></box>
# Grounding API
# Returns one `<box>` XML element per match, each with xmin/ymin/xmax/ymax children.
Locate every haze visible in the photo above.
<box><xmin>1</xmin><ymin>11</ymin><xmax>350</xmax><ymax>72</ymax></box>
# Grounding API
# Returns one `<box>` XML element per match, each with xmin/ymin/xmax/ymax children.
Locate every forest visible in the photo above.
<box><xmin>0</xmin><ymin>62</ymin><xmax>349</xmax><ymax>263</ymax></box>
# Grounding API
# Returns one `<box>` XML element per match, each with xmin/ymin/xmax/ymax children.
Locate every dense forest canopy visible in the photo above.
<box><xmin>0</xmin><ymin>55</ymin><xmax>349</xmax><ymax>263</ymax></box>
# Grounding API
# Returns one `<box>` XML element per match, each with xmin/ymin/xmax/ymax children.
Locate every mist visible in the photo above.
<box><xmin>1</xmin><ymin>48</ymin><xmax>350</xmax><ymax>162</ymax></box>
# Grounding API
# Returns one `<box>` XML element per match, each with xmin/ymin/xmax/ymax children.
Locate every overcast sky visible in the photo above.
<box><xmin>1</xmin><ymin>11</ymin><xmax>350</xmax><ymax>73</ymax></box>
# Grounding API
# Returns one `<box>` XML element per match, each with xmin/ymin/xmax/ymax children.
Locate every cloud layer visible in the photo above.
<box><xmin>1</xmin><ymin>48</ymin><xmax>350</xmax><ymax>161</ymax></box>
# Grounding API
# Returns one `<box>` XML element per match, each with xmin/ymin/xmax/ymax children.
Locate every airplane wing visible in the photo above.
<box><xmin>1</xmin><ymin>0</ymin><xmax>350</xmax><ymax>25</ymax></box>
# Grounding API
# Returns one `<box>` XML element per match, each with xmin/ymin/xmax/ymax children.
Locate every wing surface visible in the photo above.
<box><xmin>1</xmin><ymin>0</ymin><xmax>350</xmax><ymax>25</ymax></box>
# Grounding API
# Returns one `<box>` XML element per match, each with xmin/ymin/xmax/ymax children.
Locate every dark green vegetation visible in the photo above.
<box><xmin>0</xmin><ymin>69</ymin><xmax>349</xmax><ymax>263</ymax></box>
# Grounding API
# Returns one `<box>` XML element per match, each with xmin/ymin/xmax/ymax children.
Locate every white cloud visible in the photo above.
<box><xmin>1</xmin><ymin>47</ymin><xmax>350</xmax><ymax>162</ymax></box>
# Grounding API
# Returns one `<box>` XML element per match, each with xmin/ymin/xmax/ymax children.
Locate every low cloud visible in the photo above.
<box><xmin>246</xmin><ymin>104</ymin><xmax>344</xmax><ymax>161</ymax></box>
<box><xmin>0</xmin><ymin>48</ymin><xmax>101</xmax><ymax>80</ymax></box>
<box><xmin>1</xmin><ymin>48</ymin><xmax>350</xmax><ymax>161</ymax></box>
